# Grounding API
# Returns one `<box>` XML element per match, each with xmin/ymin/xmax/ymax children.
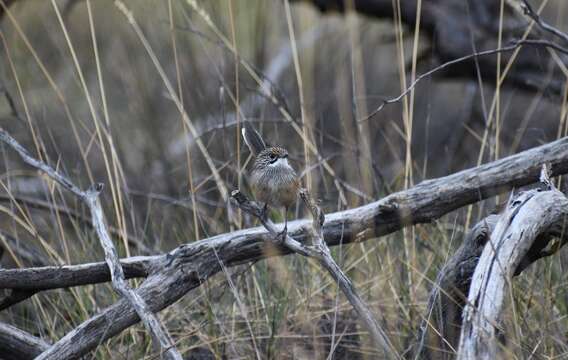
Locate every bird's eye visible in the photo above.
<box><xmin>269</xmin><ymin>153</ymin><xmax>278</xmax><ymax>163</ymax></box>
<box><xmin>270</xmin><ymin>153</ymin><xmax>276</xmax><ymax>159</ymax></box>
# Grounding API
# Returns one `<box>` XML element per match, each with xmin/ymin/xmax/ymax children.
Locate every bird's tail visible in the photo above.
<box><xmin>241</xmin><ymin>121</ymin><xmax>266</xmax><ymax>156</ymax></box>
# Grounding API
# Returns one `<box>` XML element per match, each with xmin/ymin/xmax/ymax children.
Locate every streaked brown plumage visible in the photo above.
<box><xmin>242</xmin><ymin>122</ymin><xmax>299</xmax><ymax>238</ymax></box>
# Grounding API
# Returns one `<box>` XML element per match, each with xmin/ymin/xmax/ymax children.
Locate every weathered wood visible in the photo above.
<box><xmin>231</xmin><ymin>189</ymin><xmax>398</xmax><ymax>359</ymax></box>
<box><xmin>0</xmin><ymin>128</ymin><xmax>182</xmax><ymax>360</ymax></box>
<box><xmin>0</xmin><ymin>321</ymin><xmax>50</xmax><ymax>360</ymax></box>
<box><xmin>457</xmin><ymin>170</ymin><xmax>568</xmax><ymax>359</ymax></box>
<box><xmin>0</xmin><ymin>256</ymin><xmax>155</xmax><ymax>291</ymax></box>
<box><xmin>416</xmin><ymin>215</ymin><xmax>499</xmax><ymax>359</ymax></box>
<box><xmin>2</xmin><ymin>136</ymin><xmax>567</xmax><ymax>298</ymax></box>
<box><xmin>29</xmin><ymin>137</ymin><xmax>568</xmax><ymax>359</ymax></box>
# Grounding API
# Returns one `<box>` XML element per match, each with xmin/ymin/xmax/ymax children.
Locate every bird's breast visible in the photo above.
<box><xmin>251</xmin><ymin>166</ymin><xmax>298</xmax><ymax>207</ymax></box>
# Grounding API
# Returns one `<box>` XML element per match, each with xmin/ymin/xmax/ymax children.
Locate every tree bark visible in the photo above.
<box><xmin>457</xmin><ymin>182</ymin><xmax>568</xmax><ymax>359</ymax></box>
<box><xmin>0</xmin><ymin>322</ymin><xmax>50</xmax><ymax>360</ymax></box>
<box><xmin>24</xmin><ymin>136</ymin><xmax>568</xmax><ymax>359</ymax></box>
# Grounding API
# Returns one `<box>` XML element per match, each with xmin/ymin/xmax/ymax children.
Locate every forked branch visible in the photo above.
<box><xmin>2</xmin><ymin>135</ymin><xmax>568</xmax><ymax>358</ymax></box>
<box><xmin>231</xmin><ymin>189</ymin><xmax>397</xmax><ymax>358</ymax></box>
<box><xmin>457</xmin><ymin>166</ymin><xmax>568</xmax><ymax>359</ymax></box>
<box><xmin>0</xmin><ymin>128</ymin><xmax>182</xmax><ymax>360</ymax></box>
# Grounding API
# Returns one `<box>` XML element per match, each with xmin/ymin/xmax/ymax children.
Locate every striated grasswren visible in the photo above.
<box><xmin>242</xmin><ymin>121</ymin><xmax>299</xmax><ymax>239</ymax></box>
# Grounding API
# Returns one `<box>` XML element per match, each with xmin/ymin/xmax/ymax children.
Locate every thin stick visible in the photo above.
<box><xmin>0</xmin><ymin>128</ymin><xmax>182</xmax><ymax>360</ymax></box>
<box><xmin>521</xmin><ymin>0</ymin><xmax>568</xmax><ymax>46</ymax></box>
<box><xmin>358</xmin><ymin>39</ymin><xmax>568</xmax><ymax>123</ymax></box>
<box><xmin>231</xmin><ymin>189</ymin><xmax>398</xmax><ymax>358</ymax></box>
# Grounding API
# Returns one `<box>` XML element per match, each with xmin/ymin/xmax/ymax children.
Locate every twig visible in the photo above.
<box><xmin>0</xmin><ymin>128</ymin><xmax>182</xmax><ymax>360</ymax></box>
<box><xmin>231</xmin><ymin>189</ymin><xmax>398</xmax><ymax>358</ymax></box>
<box><xmin>521</xmin><ymin>0</ymin><xmax>568</xmax><ymax>46</ymax></box>
<box><xmin>358</xmin><ymin>39</ymin><xmax>568</xmax><ymax>123</ymax></box>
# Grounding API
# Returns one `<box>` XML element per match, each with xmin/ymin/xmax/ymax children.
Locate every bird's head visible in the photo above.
<box><xmin>255</xmin><ymin>146</ymin><xmax>290</xmax><ymax>169</ymax></box>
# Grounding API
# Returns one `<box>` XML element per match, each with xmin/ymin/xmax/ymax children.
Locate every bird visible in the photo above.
<box><xmin>241</xmin><ymin>121</ymin><xmax>300</xmax><ymax>240</ymax></box>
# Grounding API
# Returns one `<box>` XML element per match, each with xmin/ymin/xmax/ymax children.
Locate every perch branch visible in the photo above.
<box><xmin>231</xmin><ymin>189</ymin><xmax>397</xmax><ymax>358</ymax></box>
<box><xmin>4</xmin><ymin>136</ymin><xmax>568</xmax><ymax>358</ymax></box>
<box><xmin>0</xmin><ymin>128</ymin><xmax>182</xmax><ymax>360</ymax></box>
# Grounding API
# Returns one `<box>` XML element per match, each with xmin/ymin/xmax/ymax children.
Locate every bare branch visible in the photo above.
<box><xmin>231</xmin><ymin>189</ymin><xmax>398</xmax><ymax>358</ymax></box>
<box><xmin>457</xmin><ymin>168</ymin><xmax>568</xmax><ymax>360</ymax></box>
<box><xmin>0</xmin><ymin>256</ymin><xmax>154</xmax><ymax>290</ymax></box>
<box><xmin>416</xmin><ymin>215</ymin><xmax>500</xmax><ymax>359</ymax></box>
<box><xmin>3</xmin><ymin>137</ymin><xmax>568</xmax><ymax>358</ymax></box>
<box><xmin>0</xmin><ymin>128</ymin><xmax>182</xmax><ymax>360</ymax></box>
<box><xmin>294</xmin><ymin>0</ymin><xmax>568</xmax><ymax>96</ymax></box>
<box><xmin>0</xmin><ymin>321</ymin><xmax>50</xmax><ymax>360</ymax></box>
<box><xmin>521</xmin><ymin>0</ymin><xmax>568</xmax><ymax>46</ymax></box>
<box><xmin>359</xmin><ymin>39</ymin><xmax>568</xmax><ymax>123</ymax></box>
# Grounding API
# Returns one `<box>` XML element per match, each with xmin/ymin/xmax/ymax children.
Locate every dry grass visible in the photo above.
<box><xmin>1</xmin><ymin>0</ymin><xmax>568</xmax><ymax>358</ymax></box>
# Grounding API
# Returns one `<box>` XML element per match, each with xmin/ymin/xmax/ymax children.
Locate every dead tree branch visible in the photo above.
<box><xmin>417</xmin><ymin>167</ymin><xmax>568</xmax><ymax>359</ymax></box>
<box><xmin>0</xmin><ymin>128</ymin><xmax>182</xmax><ymax>360</ymax></box>
<box><xmin>521</xmin><ymin>0</ymin><xmax>568</xmax><ymax>46</ymax></box>
<box><xmin>0</xmin><ymin>255</ymin><xmax>156</xmax><ymax>310</ymax></box>
<box><xmin>416</xmin><ymin>215</ymin><xmax>500</xmax><ymax>360</ymax></box>
<box><xmin>457</xmin><ymin>166</ymin><xmax>568</xmax><ymax>360</ymax></box>
<box><xmin>0</xmin><ymin>321</ymin><xmax>50</xmax><ymax>360</ymax></box>
<box><xmin>358</xmin><ymin>39</ymin><xmax>568</xmax><ymax>122</ymax></box>
<box><xmin>231</xmin><ymin>189</ymin><xmax>398</xmax><ymax>358</ymax></box>
<box><xmin>2</xmin><ymin>136</ymin><xmax>568</xmax><ymax>358</ymax></box>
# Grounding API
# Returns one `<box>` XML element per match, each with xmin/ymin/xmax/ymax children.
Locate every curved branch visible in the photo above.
<box><xmin>0</xmin><ymin>322</ymin><xmax>50</xmax><ymax>360</ymax></box>
<box><xmin>27</xmin><ymin>136</ymin><xmax>568</xmax><ymax>359</ymax></box>
<box><xmin>0</xmin><ymin>128</ymin><xmax>182</xmax><ymax>360</ymax></box>
<box><xmin>457</xmin><ymin>170</ymin><xmax>568</xmax><ymax>359</ymax></box>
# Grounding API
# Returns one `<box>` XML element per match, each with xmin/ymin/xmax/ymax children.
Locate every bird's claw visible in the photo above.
<box><xmin>260</xmin><ymin>203</ymin><xmax>269</xmax><ymax>222</ymax></box>
<box><xmin>276</xmin><ymin>225</ymin><xmax>287</xmax><ymax>243</ymax></box>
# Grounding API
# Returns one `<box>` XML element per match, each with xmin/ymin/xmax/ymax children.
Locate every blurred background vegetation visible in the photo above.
<box><xmin>1</xmin><ymin>0</ymin><xmax>568</xmax><ymax>358</ymax></box>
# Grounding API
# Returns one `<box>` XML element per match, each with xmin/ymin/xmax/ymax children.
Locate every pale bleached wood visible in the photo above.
<box><xmin>231</xmin><ymin>189</ymin><xmax>398</xmax><ymax>359</ymax></box>
<box><xmin>415</xmin><ymin>215</ymin><xmax>499</xmax><ymax>360</ymax></box>
<box><xmin>457</xmin><ymin>168</ymin><xmax>568</xmax><ymax>360</ymax></box>
<box><xmin>3</xmin><ymin>136</ymin><xmax>568</xmax><ymax>358</ymax></box>
<box><xmin>0</xmin><ymin>128</ymin><xmax>182</xmax><ymax>360</ymax></box>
